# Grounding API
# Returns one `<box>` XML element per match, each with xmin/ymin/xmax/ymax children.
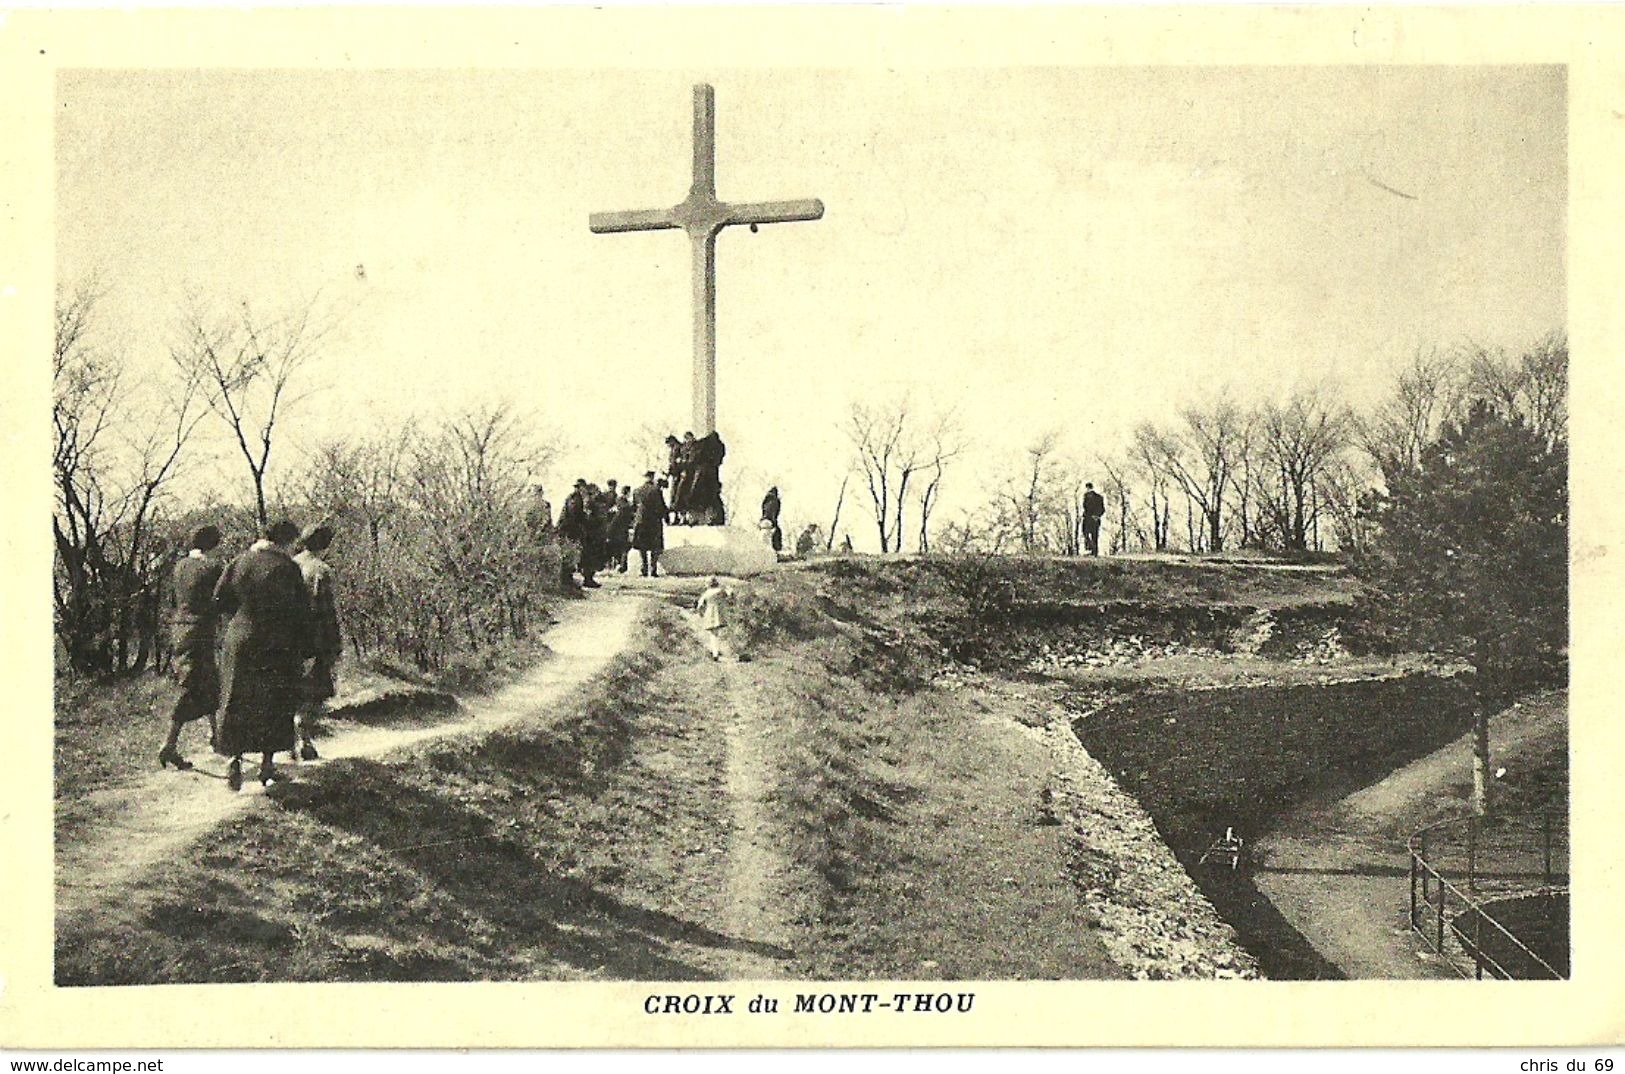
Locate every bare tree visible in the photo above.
<box><xmin>1231</xmin><ymin>413</ymin><xmax>1260</xmax><ymax>549</ymax></box>
<box><xmin>174</xmin><ymin>293</ymin><xmax>328</xmax><ymax>528</ymax></box>
<box><xmin>1359</xmin><ymin>345</ymin><xmax>1463</xmax><ymax>483</ymax></box>
<box><xmin>1460</xmin><ymin>334</ymin><xmax>1567</xmax><ymax>448</ymax></box>
<box><xmin>1130</xmin><ymin>424</ymin><xmax>1175</xmax><ymax>551</ymax></box>
<box><xmin>303</xmin><ymin>425</ymin><xmax>415</xmax><ymax>554</ymax></box>
<box><xmin>842</xmin><ymin>395</ymin><xmax>957</xmax><ymax>554</ymax></box>
<box><xmin>404</xmin><ymin>403</ymin><xmax>554</xmax><ymax>657</ymax></box>
<box><xmin>1258</xmin><ymin>387</ymin><xmax>1353</xmax><ymax>552</ymax></box>
<box><xmin>915</xmin><ymin>414</ymin><xmax>963</xmax><ymax>553</ymax></box>
<box><xmin>1142</xmin><ymin>399</ymin><xmax>1246</xmax><ymax>553</ymax></box>
<box><xmin>53</xmin><ymin>283</ymin><xmax>122</xmax><ymax>672</ymax></box>
<box><xmin>53</xmin><ymin>281</ymin><xmax>206</xmax><ymax>674</ymax></box>
<box><xmin>625</xmin><ymin>420</ymin><xmax>675</xmax><ymax>481</ymax></box>
<box><xmin>1095</xmin><ymin>453</ymin><xmax>1135</xmax><ymax>554</ymax></box>
<box><xmin>825</xmin><ymin>473</ymin><xmax>849</xmax><ymax>553</ymax></box>
<box><xmin>997</xmin><ymin>432</ymin><xmax>1059</xmax><ymax>553</ymax></box>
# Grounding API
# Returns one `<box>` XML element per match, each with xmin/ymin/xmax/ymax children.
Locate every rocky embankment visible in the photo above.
<box><xmin>1041</xmin><ymin>714</ymin><xmax>1260</xmax><ymax>979</ymax></box>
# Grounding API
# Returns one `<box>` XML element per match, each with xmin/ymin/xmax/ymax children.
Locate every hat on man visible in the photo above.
<box><xmin>574</xmin><ymin>478</ymin><xmax>587</xmax><ymax>488</ymax></box>
<box><xmin>189</xmin><ymin>525</ymin><xmax>222</xmax><ymax>552</ymax></box>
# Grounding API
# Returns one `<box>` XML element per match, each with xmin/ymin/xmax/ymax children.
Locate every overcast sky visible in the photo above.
<box><xmin>57</xmin><ymin>66</ymin><xmax>1564</xmax><ymax>544</ymax></box>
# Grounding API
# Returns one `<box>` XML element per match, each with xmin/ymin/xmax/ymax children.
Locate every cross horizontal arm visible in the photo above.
<box><xmin>589</xmin><ymin>208</ymin><xmax>680</xmax><ymax>234</ymax></box>
<box><xmin>726</xmin><ymin>198</ymin><xmax>825</xmax><ymax>227</ymax></box>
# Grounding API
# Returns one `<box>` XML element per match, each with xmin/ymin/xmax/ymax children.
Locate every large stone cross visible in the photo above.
<box><xmin>589</xmin><ymin>83</ymin><xmax>824</xmax><ymax>436</ymax></box>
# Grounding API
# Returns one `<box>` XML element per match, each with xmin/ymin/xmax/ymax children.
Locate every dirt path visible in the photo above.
<box><xmin>669</xmin><ymin>607</ymin><xmax>799</xmax><ymax>979</ymax></box>
<box><xmin>56</xmin><ymin>595</ymin><xmax>644</xmax><ymax>930</ymax></box>
<box><xmin>714</xmin><ymin>665</ymin><xmax>799</xmax><ymax>978</ymax></box>
<box><xmin>1254</xmin><ymin>692</ymin><xmax>1567</xmax><ymax>978</ymax></box>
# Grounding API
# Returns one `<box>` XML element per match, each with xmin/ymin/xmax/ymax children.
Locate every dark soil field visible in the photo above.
<box><xmin>1067</xmin><ymin>674</ymin><xmax>1477</xmax><ymax>978</ymax></box>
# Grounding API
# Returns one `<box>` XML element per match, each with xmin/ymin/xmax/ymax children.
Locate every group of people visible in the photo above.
<box><xmin>161</xmin><ymin>520</ymin><xmax>343</xmax><ymax>791</ymax></box>
<box><xmin>525</xmin><ymin>428</ymin><xmax>750</xmax><ymax>588</ymax></box>
<box><xmin>528</xmin><ymin>470</ymin><xmax>675</xmax><ymax>588</ymax></box>
<box><xmin>664</xmin><ymin>430</ymin><xmax>727</xmax><ymax>526</ymax></box>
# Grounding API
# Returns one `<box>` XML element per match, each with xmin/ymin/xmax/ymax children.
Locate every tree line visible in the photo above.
<box><xmin>52</xmin><ymin>283</ymin><xmax>558</xmax><ymax>678</ymax></box>
<box><xmin>839</xmin><ymin>334</ymin><xmax>1567</xmax><ymax>561</ymax></box>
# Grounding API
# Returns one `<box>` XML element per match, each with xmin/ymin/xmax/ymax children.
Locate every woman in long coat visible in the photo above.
<box><xmin>631</xmin><ymin>470</ymin><xmax>668</xmax><ymax>577</ymax></box>
<box><xmin>158</xmin><ymin>524</ymin><xmax>225</xmax><ymax>770</ymax></box>
<box><xmin>213</xmin><ymin>519</ymin><xmax>309</xmax><ymax>790</ymax></box>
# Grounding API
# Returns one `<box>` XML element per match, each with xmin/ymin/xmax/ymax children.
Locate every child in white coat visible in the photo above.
<box><xmin>695</xmin><ymin>576</ymin><xmax>732</xmax><ymax>661</ymax></box>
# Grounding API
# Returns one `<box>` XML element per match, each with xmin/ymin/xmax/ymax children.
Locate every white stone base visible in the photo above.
<box><xmin>659</xmin><ymin>525</ymin><xmax>779</xmax><ymax>577</ymax></box>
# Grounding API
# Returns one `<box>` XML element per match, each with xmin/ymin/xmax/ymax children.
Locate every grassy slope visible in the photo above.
<box><xmin>725</xmin><ymin>641</ymin><xmax>1125</xmax><ymax>979</ymax></box>
<box><xmin>61</xmin><ymin>554</ymin><xmax>1515</xmax><ymax>985</ymax></box>
<box><xmin>58</xmin><ymin>609</ymin><xmax>744</xmax><ymax>985</ymax></box>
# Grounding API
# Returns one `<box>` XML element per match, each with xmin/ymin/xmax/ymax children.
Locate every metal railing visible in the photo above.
<box><xmin>1408</xmin><ymin>810</ymin><xmax>1568</xmax><ymax>979</ymax></box>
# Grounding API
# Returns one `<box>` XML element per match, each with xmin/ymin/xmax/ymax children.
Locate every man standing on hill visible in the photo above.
<box><xmin>214</xmin><ymin>519</ymin><xmax>309</xmax><ymax>791</ymax></box>
<box><xmin>158</xmin><ymin>524</ymin><xmax>225</xmax><ymax>771</ymax></box>
<box><xmin>293</xmin><ymin>523</ymin><xmax>341</xmax><ymax>762</ymax></box>
<box><xmin>1082</xmin><ymin>482</ymin><xmax>1107</xmax><ymax>557</ymax></box>
<box><xmin>632</xmin><ymin>470</ymin><xmax>667</xmax><ymax>578</ymax></box>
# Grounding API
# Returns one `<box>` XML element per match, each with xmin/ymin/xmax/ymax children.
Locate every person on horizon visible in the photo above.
<box><xmin>794</xmin><ymin>523</ymin><xmax>823</xmax><ymax>559</ymax></box>
<box><xmin>292</xmin><ymin>523</ymin><xmax>341</xmax><ymax>762</ymax></box>
<box><xmin>760</xmin><ymin>486</ymin><xmax>783</xmax><ymax>553</ymax></box>
<box><xmin>158</xmin><ymin>524</ymin><xmax>225</xmax><ymax>771</ymax></box>
<box><xmin>214</xmin><ymin>519</ymin><xmax>309</xmax><ymax>791</ymax></box>
<box><xmin>1082</xmin><ymin>482</ymin><xmax>1107</xmax><ymax>557</ymax></box>
<box><xmin>695</xmin><ymin>576</ymin><xmax>733</xmax><ymax>661</ymax></box>
<box><xmin>632</xmin><ymin>470</ymin><xmax>667</xmax><ymax>578</ymax></box>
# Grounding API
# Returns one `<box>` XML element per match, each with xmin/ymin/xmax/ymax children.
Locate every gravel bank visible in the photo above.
<box><xmin>1040</xmin><ymin>713</ymin><xmax>1260</xmax><ymax>980</ymax></box>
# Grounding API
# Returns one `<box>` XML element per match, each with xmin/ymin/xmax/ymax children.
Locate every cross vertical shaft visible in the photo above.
<box><xmin>589</xmin><ymin>83</ymin><xmax>823</xmax><ymax>440</ymax></box>
<box><xmin>690</xmin><ymin>85</ymin><xmax>718</xmax><ymax>434</ymax></box>
<box><xmin>693</xmin><ymin>230</ymin><xmax>717</xmax><ymax>435</ymax></box>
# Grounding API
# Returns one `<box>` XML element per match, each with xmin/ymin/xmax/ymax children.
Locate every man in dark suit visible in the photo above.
<box><xmin>214</xmin><ymin>519</ymin><xmax>309</xmax><ymax>790</ymax></box>
<box><xmin>632</xmin><ymin>471</ymin><xmax>668</xmax><ymax>577</ymax></box>
<box><xmin>557</xmin><ymin>479</ymin><xmax>592</xmax><ymax>590</ymax></box>
<box><xmin>1082</xmin><ymin>482</ymin><xmax>1107</xmax><ymax>556</ymax></box>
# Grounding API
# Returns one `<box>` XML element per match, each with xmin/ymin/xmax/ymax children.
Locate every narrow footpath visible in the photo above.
<box><xmin>1254</xmin><ymin>693</ymin><xmax>1567</xmax><ymax>979</ymax></box>
<box><xmin>55</xmin><ymin>596</ymin><xmax>643</xmax><ymax>933</ymax></box>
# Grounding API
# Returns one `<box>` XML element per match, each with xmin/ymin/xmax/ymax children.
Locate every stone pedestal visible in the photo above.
<box><xmin>660</xmin><ymin>525</ymin><xmax>778</xmax><ymax>577</ymax></box>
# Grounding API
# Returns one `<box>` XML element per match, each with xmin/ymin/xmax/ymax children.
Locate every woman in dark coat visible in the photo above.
<box><xmin>632</xmin><ymin>471</ymin><xmax>668</xmax><ymax>577</ymax></box>
<box><xmin>760</xmin><ymin>486</ymin><xmax>782</xmax><ymax>553</ymax></box>
<box><xmin>158</xmin><ymin>524</ymin><xmax>225</xmax><ymax>770</ymax></box>
<box><xmin>213</xmin><ymin>519</ymin><xmax>309</xmax><ymax>790</ymax></box>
